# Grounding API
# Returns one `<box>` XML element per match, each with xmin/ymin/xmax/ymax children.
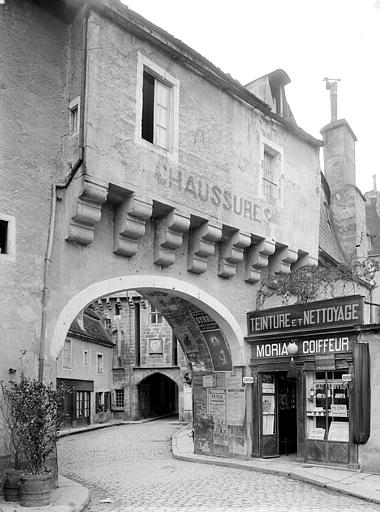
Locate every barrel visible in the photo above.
<box><xmin>19</xmin><ymin>473</ymin><xmax>52</xmax><ymax>507</ymax></box>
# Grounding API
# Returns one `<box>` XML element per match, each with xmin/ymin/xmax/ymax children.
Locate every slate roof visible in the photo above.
<box><xmin>68</xmin><ymin>308</ymin><xmax>115</xmax><ymax>347</ymax></box>
<box><xmin>319</xmin><ymin>173</ymin><xmax>347</xmax><ymax>265</ymax></box>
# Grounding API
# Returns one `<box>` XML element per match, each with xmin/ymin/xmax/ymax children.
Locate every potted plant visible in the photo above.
<box><xmin>1</xmin><ymin>377</ymin><xmax>67</xmax><ymax>507</ymax></box>
<box><xmin>0</xmin><ymin>381</ymin><xmax>24</xmax><ymax>501</ymax></box>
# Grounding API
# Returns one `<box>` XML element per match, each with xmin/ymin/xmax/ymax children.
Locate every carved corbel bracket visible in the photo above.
<box><xmin>291</xmin><ymin>252</ymin><xmax>319</xmax><ymax>271</ymax></box>
<box><xmin>270</xmin><ymin>245</ymin><xmax>299</xmax><ymax>274</ymax></box>
<box><xmin>245</xmin><ymin>238</ymin><xmax>276</xmax><ymax>283</ymax></box>
<box><xmin>218</xmin><ymin>230</ymin><xmax>251</xmax><ymax>278</ymax></box>
<box><xmin>114</xmin><ymin>195</ymin><xmax>153</xmax><ymax>257</ymax></box>
<box><xmin>154</xmin><ymin>209</ymin><xmax>190</xmax><ymax>267</ymax></box>
<box><xmin>187</xmin><ymin>222</ymin><xmax>222</xmax><ymax>274</ymax></box>
<box><xmin>66</xmin><ymin>176</ymin><xmax>108</xmax><ymax>245</ymax></box>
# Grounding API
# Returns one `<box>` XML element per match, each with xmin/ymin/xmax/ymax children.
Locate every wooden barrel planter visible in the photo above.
<box><xmin>3</xmin><ymin>468</ymin><xmax>22</xmax><ymax>501</ymax></box>
<box><xmin>19</xmin><ymin>473</ymin><xmax>53</xmax><ymax>507</ymax></box>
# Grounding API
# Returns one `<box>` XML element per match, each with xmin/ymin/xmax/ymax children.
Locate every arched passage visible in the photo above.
<box><xmin>50</xmin><ymin>275</ymin><xmax>245</xmax><ymax>367</ymax></box>
<box><xmin>137</xmin><ymin>373</ymin><xmax>178</xmax><ymax>418</ymax></box>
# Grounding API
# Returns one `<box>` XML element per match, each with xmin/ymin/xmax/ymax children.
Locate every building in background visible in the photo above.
<box><xmin>57</xmin><ymin>308</ymin><xmax>115</xmax><ymax>427</ymax></box>
<box><xmin>91</xmin><ymin>293</ymin><xmax>192</xmax><ymax>422</ymax></box>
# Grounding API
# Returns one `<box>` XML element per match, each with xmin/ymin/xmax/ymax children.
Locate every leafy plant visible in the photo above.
<box><xmin>256</xmin><ymin>258</ymin><xmax>380</xmax><ymax>309</ymax></box>
<box><xmin>1</xmin><ymin>378</ymin><xmax>68</xmax><ymax>475</ymax></box>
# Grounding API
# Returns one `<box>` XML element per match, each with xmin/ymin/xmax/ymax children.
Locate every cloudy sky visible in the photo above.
<box><xmin>122</xmin><ymin>0</ymin><xmax>380</xmax><ymax>193</ymax></box>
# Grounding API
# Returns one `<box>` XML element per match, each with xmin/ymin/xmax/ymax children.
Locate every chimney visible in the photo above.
<box><xmin>320</xmin><ymin>79</ymin><xmax>368</xmax><ymax>261</ymax></box>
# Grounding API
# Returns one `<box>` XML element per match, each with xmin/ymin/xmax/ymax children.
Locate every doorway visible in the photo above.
<box><xmin>138</xmin><ymin>373</ymin><xmax>178</xmax><ymax>418</ymax></box>
<box><xmin>259</xmin><ymin>372</ymin><xmax>297</xmax><ymax>458</ymax></box>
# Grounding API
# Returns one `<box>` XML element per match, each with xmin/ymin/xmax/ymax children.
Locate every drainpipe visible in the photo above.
<box><xmin>38</xmin><ymin>6</ymin><xmax>89</xmax><ymax>382</ymax></box>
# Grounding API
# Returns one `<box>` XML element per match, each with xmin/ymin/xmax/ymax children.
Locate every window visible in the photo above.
<box><xmin>260</xmin><ymin>138</ymin><xmax>284</xmax><ymax>204</ymax></box>
<box><xmin>104</xmin><ymin>391</ymin><xmax>111</xmax><ymax>412</ymax></box>
<box><xmin>96</xmin><ymin>353</ymin><xmax>104</xmax><ymax>373</ymax></box>
<box><xmin>69</xmin><ymin>97</ymin><xmax>80</xmax><ymax>135</ymax></box>
<box><xmin>83</xmin><ymin>349</ymin><xmax>89</xmax><ymax>366</ymax></box>
<box><xmin>62</xmin><ymin>339</ymin><xmax>72</xmax><ymax>369</ymax></box>
<box><xmin>263</xmin><ymin>151</ymin><xmax>277</xmax><ymax>200</ymax></box>
<box><xmin>0</xmin><ymin>213</ymin><xmax>15</xmax><ymax>261</ymax></box>
<box><xmin>136</xmin><ymin>53</ymin><xmax>179</xmax><ymax>161</ymax></box>
<box><xmin>150</xmin><ymin>305</ymin><xmax>162</xmax><ymax>324</ymax></box>
<box><xmin>115</xmin><ymin>389</ymin><xmax>124</xmax><ymax>408</ymax></box>
<box><xmin>115</xmin><ymin>303</ymin><xmax>122</xmax><ymax>316</ymax></box>
<box><xmin>104</xmin><ymin>318</ymin><xmax>112</xmax><ymax>329</ymax></box>
<box><xmin>76</xmin><ymin>391</ymin><xmax>90</xmax><ymax>419</ymax></box>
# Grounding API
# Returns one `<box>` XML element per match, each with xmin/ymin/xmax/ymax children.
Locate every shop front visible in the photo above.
<box><xmin>246</xmin><ymin>295</ymin><xmax>370</xmax><ymax>467</ymax></box>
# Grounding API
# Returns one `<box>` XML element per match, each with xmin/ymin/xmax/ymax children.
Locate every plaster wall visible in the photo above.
<box><xmin>358</xmin><ymin>333</ymin><xmax>380</xmax><ymax>472</ymax></box>
<box><xmin>82</xmin><ymin>12</ymin><xmax>320</xmax><ymax>257</ymax></box>
<box><xmin>0</xmin><ymin>1</ymin><xmax>69</xmax><ymax>387</ymax></box>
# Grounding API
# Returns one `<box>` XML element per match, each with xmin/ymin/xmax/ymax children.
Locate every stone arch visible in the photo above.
<box><xmin>50</xmin><ymin>275</ymin><xmax>245</xmax><ymax>366</ymax></box>
<box><xmin>134</xmin><ymin>370</ymin><xmax>180</xmax><ymax>387</ymax></box>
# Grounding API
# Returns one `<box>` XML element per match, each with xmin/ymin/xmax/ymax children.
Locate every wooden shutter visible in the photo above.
<box><xmin>352</xmin><ymin>342</ymin><xmax>370</xmax><ymax>444</ymax></box>
<box><xmin>154</xmin><ymin>80</ymin><xmax>170</xmax><ymax>150</ymax></box>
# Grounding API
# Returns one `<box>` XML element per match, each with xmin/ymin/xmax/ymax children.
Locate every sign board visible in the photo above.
<box><xmin>242</xmin><ymin>376</ymin><xmax>254</xmax><ymax>385</ymax></box>
<box><xmin>308</xmin><ymin>428</ymin><xmax>325</xmax><ymax>440</ymax></box>
<box><xmin>330</xmin><ymin>404</ymin><xmax>348</xmax><ymax>417</ymax></box>
<box><xmin>247</xmin><ymin>295</ymin><xmax>363</xmax><ymax>336</ymax></box>
<box><xmin>315</xmin><ymin>354</ymin><xmax>336</xmax><ymax>370</ymax></box>
<box><xmin>207</xmin><ymin>389</ymin><xmax>227</xmax><ymax>433</ymax></box>
<box><xmin>251</xmin><ymin>334</ymin><xmax>354</xmax><ymax>360</ymax></box>
<box><xmin>328</xmin><ymin>421</ymin><xmax>349</xmax><ymax>442</ymax></box>
<box><xmin>262</xmin><ymin>383</ymin><xmax>275</xmax><ymax>393</ymax></box>
<box><xmin>342</xmin><ymin>374</ymin><xmax>352</xmax><ymax>382</ymax></box>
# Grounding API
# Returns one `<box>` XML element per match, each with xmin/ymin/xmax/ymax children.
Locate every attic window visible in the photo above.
<box><xmin>142</xmin><ymin>71</ymin><xmax>171</xmax><ymax>150</ymax></box>
<box><xmin>263</xmin><ymin>150</ymin><xmax>278</xmax><ymax>200</ymax></box>
<box><xmin>270</xmin><ymin>82</ymin><xmax>282</xmax><ymax>115</ymax></box>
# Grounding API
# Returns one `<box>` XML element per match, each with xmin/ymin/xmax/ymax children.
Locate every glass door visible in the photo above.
<box><xmin>260</xmin><ymin>373</ymin><xmax>279</xmax><ymax>457</ymax></box>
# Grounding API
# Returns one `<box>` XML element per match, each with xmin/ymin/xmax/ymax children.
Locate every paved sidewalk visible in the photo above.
<box><xmin>0</xmin><ymin>475</ymin><xmax>89</xmax><ymax>512</ymax></box>
<box><xmin>172</xmin><ymin>425</ymin><xmax>380</xmax><ymax>506</ymax></box>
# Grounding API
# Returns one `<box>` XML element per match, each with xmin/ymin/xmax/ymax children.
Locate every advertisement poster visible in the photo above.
<box><xmin>207</xmin><ymin>389</ymin><xmax>227</xmax><ymax>433</ymax></box>
<box><xmin>192</xmin><ymin>312</ymin><xmax>232</xmax><ymax>371</ymax></box>
<box><xmin>328</xmin><ymin>422</ymin><xmax>349</xmax><ymax>442</ymax></box>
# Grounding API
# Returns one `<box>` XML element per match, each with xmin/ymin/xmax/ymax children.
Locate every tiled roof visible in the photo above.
<box><xmin>68</xmin><ymin>308</ymin><xmax>115</xmax><ymax>346</ymax></box>
<box><xmin>319</xmin><ymin>174</ymin><xmax>346</xmax><ymax>264</ymax></box>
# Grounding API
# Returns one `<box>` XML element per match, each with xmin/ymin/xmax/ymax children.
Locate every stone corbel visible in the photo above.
<box><xmin>218</xmin><ymin>229</ymin><xmax>251</xmax><ymax>278</ymax></box>
<box><xmin>245</xmin><ymin>238</ymin><xmax>276</xmax><ymax>283</ymax></box>
<box><xmin>187</xmin><ymin>222</ymin><xmax>222</xmax><ymax>274</ymax></box>
<box><xmin>154</xmin><ymin>209</ymin><xmax>190</xmax><ymax>267</ymax></box>
<box><xmin>114</xmin><ymin>195</ymin><xmax>152</xmax><ymax>257</ymax></box>
<box><xmin>269</xmin><ymin>245</ymin><xmax>298</xmax><ymax>274</ymax></box>
<box><xmin>291</xmin><ymin>251</ymin><xmax>319</xmax><ymax>271</ymax></box>
<box><xmin>66</xmin><ymin>176</ymin><xmax>108</xmax><ymax>245</ymax></box>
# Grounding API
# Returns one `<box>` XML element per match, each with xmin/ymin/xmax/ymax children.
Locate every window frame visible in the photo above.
<box><xmin>135</xmin><ymin>53</ymin><xmax>179</xmax><ymax>162</ymax></box>
<box><xmin>83</xmin><ymin>349</ymin><xmax>89</xmax><ymax>367</ymax></box>
<box><xmin>150</xmin><ymin>305</ymin><xmax>163</xmax><ymax>324</ymax></box>
<box><xmin>259</xmin><ymin>137</ymin><xmax>284</xmax><ymax>205</ymax></box>
<box><xmin>62</xmin><ymin>339</ymin><xmax>72</xmax><ymax>369</ymax></box>
<box><xmin>96</xmin><ymin>352</ymin><xmax>104</xmax><ymax>374</ymax></box>
<box><xmin>0</xmin><ymin>213</ymin><xmax>16</xmax><ymax>262</ymax></box>
<box><xmin>69</xmin><ymin>97</ymin><xmax>80</xmax><ymax>136</ymax></box>
<box><xmin>115</xmin><ymin>389</ymin><xmax>125</xmax><ymax>408</ymax></box>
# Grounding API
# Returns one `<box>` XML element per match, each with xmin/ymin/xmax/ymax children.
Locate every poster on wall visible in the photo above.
<box><xmin>192</xmin><ymin>312</ymin><xmax>232</xmax><ymax>371</ymax></box>
<box><xmin>227</xmin><ymin>389</ymin><xmax>245</xmax><ymax>426</ymax></box>
<box><xmin>207</xmin><ymin>389</ymin><xmax>227</xmax><ymax>433</ymax></box>
<box><xmin>328</xmin><ymin>422</ymin><xmax>349</xmax><ymax>442</ymax></box>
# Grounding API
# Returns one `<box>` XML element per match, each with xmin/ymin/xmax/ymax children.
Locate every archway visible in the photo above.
<box><xmin>137</xmin><ymin>373</ymin><xmax>178</xmax><ymax>418</ymax></box>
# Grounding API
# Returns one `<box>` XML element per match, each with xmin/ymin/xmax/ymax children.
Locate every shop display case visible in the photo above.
<box><xmin>305</xmin><ymin>370</ymin><xmax>350</xmax><ymax>463</ymax></box>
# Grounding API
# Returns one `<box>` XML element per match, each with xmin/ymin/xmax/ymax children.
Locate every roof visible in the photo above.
<box><xmin>68</xmin><ymin>307</ymin><xmax>115</xmax><ymax>346</ymax></box>
<box><xmin>319</xmin><ymin>173</ymin><xmax>347</xmax><ymax>264</ymax></box>
<box><xmin>83</xmin><ymin>0</ymin><xmax>322</xmax><ymax>148</ymax></box>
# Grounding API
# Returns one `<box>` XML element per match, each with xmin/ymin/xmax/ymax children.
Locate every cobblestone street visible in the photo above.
<box><xmin>58</xmin><ymin>419</ymin><xmax>380</xmax><ymax>512</ymax></box>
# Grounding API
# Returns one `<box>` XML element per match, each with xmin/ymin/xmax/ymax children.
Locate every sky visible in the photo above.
<box><xmin>121</xmin><ymin>0</ymin><xmax>380</xmax><ymax>193</ymax></box>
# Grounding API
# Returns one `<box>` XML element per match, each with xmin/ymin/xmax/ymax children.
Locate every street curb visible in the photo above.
<box><xmin>171</xmin><ymin>427</ymin><xmax>380</xmax><ymax>506</ymax></box>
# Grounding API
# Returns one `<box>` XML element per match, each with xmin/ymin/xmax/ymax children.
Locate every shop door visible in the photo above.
<box><xmin>259</xmin><ymin>373</ymin><xmax>279</xmax><ymax>458</ymax></box>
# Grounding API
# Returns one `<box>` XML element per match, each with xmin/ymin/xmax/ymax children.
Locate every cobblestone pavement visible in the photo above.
<box><xmin>58</xmin><ymin>419</ymin><xmax>380</xmax><ymax>512</ymax></box>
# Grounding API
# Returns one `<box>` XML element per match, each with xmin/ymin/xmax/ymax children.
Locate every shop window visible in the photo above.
<box><xmin>76</xmin><ymin>391</ymin><xmax>90</xmax><ymax>419</ymax></box>
<box><xmin>150</xmin><ymin>305</ymin><xmax>162</xmax><ymax>324</ymax></box>
<box><xmin>62</xmin><ymin>339</ymin><xmax>72</xmax><ymax>369</ymax></box>
<box><xmin>115</xmin><ymin>389</ymin><xmax>124</xmax><ymax>408</ymax></box>
<box><xmin>306</xmin><ymin>370</ymin><xmax>350</xmax><ymax>442</ymax></box>
<box><xmin>96</xmin><ymin>353</ymin><xmax>104</xmax><ymax>373</ymax></box>
<box><xmin>136</xmin><ymin>53</ymin><xmax>179</xmax><ymax>160</ymax></box>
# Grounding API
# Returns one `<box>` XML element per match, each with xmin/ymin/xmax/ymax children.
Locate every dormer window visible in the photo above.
<box><xmin>269</xmin><ymin>82</ymin><xmax>283</xmax><ymax>116</ymax></box>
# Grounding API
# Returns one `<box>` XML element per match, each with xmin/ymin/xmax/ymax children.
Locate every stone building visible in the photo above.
<box><xmin>1</xmin><ymin>0</ymin><xmax>380</xmax><ymax>474</ymax></box>
<box><xmin>90</xmin><ymin>293</ymin><xmax>192</xmax><ymax>421</ymax></box>
<box><xmin>57</xmin><ymin>308</ymin><xmax>115</xmax><ymax>427</ymax></box>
